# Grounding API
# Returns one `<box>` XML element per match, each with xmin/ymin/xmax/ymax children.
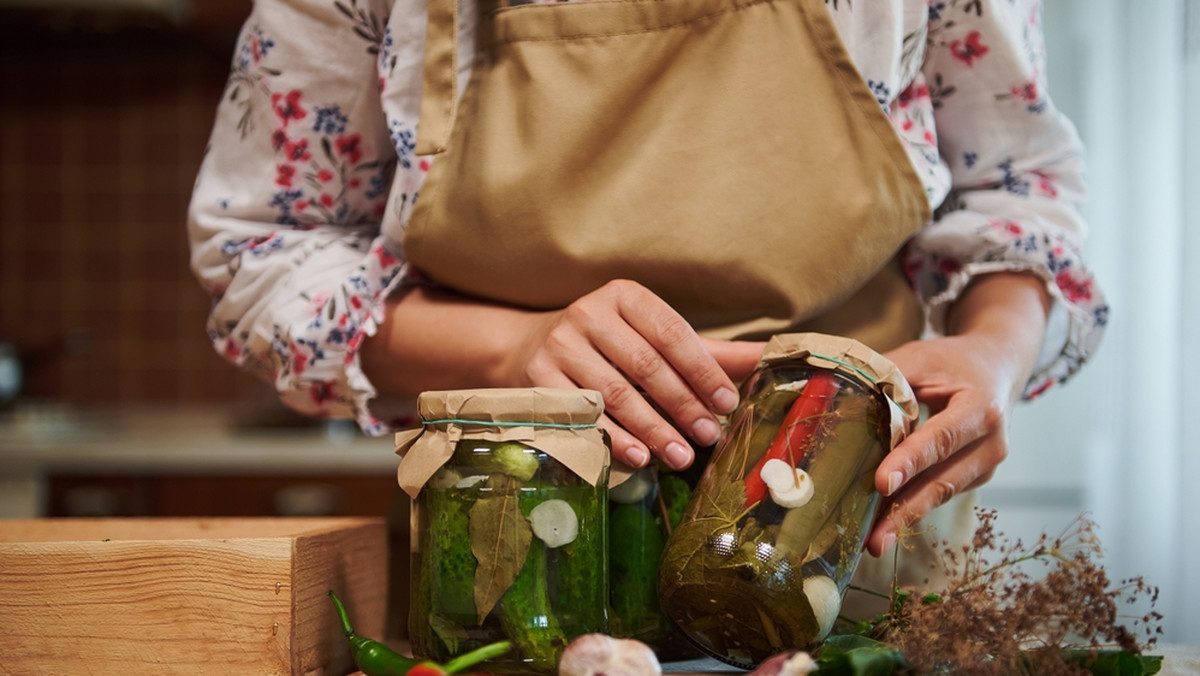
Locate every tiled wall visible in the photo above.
<box><xmin>0</xmin><ymin>11</ymin><xmax>271</xmax><ymax>407</ymax></box>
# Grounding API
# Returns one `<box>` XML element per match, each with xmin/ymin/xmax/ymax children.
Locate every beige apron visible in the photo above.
<box><xmin>404</xmin><ymin>0</ymin><xmax>931</xmax><ymax>352</ymax></box>
<box><xmin>402</xmin><ymin>0</ymin><xmax>966</xmax><ymax>609</ymax></box>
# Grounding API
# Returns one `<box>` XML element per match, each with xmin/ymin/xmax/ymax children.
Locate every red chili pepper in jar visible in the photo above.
<box><xmin>742</xmin><ymin>370</ymin><xmax>840</xmax><ymax>509</ymax></box>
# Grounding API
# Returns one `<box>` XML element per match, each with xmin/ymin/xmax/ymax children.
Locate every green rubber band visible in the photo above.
<box><xmin>422</xmin><ymin>418</ymin><xmax>597</xmax><ymax>430</ymax></box>
<box><xmin>808</xmin><ymin>352</ymin><xmax>876</xmax><ymax>385</ymax></box>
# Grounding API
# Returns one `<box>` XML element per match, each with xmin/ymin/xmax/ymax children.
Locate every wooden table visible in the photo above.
<box><xmin>353</xmin><ymin>643</ymin><xmax>1200</xmax><ymax>675</ymax></box>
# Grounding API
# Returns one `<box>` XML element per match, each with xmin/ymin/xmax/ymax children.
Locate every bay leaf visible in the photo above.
<box><xmin>427</xmin><ymin>612</ymin><xmax>469</xmax><ymax>654</ymax></box>
<box><xmin>469</xmin><ymin>479</ymin><xmax>533</xmax><ymax>624</ymax></box>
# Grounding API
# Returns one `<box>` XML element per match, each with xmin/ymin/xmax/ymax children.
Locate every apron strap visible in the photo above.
<box><xmin>416</xmin><ymin>0</ymin><xmax>459</xmax><ymax>155</ymax></box>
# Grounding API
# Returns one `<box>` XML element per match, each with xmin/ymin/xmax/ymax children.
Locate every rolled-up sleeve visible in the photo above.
<box><xmin>906</xmin><ymin>0</ymin><xmax>1108</xmax><ymax>398</ymax></box>
<box><xmin>188</xmin><ymin>0</ymin><xmax>408</xmax><ymax>434</ymax></box>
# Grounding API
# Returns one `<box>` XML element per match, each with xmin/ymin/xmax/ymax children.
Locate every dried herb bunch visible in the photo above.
<box><xmin>858</xmin><ymin>508</ymin><xmax>1162</xmax><ymax>675</ymax></box>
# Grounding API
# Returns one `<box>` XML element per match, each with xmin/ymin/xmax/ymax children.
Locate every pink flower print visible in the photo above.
<box><xmin>271</xmin><ymin>90</ymin><xmax>307</xmax><ymax>126</ymax></box>
<box><xmin>992</xmin><ymin>219</ymin><xmax>1022</xmax><ymax>236</ymax></box>
<box><xmin>310</xmin><ymin>381</ymin><xmax>335</xmax><ymax>406</ymax></box>
<box><xmin>336</xmin><ymin>133</ymin><xmax>363</xmax><ymax>165</ymax></box>
<box><xmin>897</xmin><ymin>82</ymin><xmax>930</xmax><ymax>109</ymax></box>
<box><xmin>1034</xmin><ymin>173</ymin><xmax>1058</xmax><ymax>198</ymax></box>
<box><xmin>317</xmin><ymin>169</ymin><xmax>334</xmax><ymax>183</ymax></box>
<box><xmin>292</xmin><ymin>345</ymin><xmax>309</xmax><ymax>375</ymax></box>
<box><xmin>373</xmin><ymin>245</ymin><xmax>398</xmax><ymax>270</ymax></box>
<box><xmin>222</xmin><ymin>337</ymin><xmax>242</xmax><ymax>360</ymax></box>
<box><xmin>419</xmin><ymin>159</ymin><xmax>430</xmax><ymax>172</ymax></box>
<box><xmin>1011</xmin><ymin>80</ymin><xmax>1039</xmax><ymax>103</ymax></box>
<box><xmin>275</xmin><ymin>164</ymin><xmax>296</xmax><ymax>187</ymax></box>
<box><xmin>949</xmin><ymin>31</ymin><xmax>989</xmax><ymax>66</ymax></box>
<box><xmin>348</xmin><ymin>177</ymin><xmax>361</xmax><ymax>189</ymax></box>
<box><xmin>320</xmin><ymin>194</ymin><xmax>335</xmax><ymax>208</ymax></box>
<box><xmin>346</xmin><ymin>331</ymin><xmax>365</xmax><ymax>365</ymax></box>
<box><xmin>1027</xmin><ymin>378</ymin><xmax>1054</xmax><ymax>399</ymax></box>
<box><xmin>295</xmin><ymin>199</ymin><xmax>310</xmax><ymax>212</ymax></box>
<box><xmin>309</xmin><ymin>293</ymin><xmax>330</xmax><ymax>317</ymax></box>
<box><xmin>1055</xmin><ymin>269</ymin><xmax>1093</xmax><ymax>303</ymax></box>
<box><xmin>902</xmin><ymin>119</ymin><xmax>915</xmax><ymax>132</ymax></box>
<box><xmin>283</xmin><ymin>138</ymin><xmax>311</xmax><ymax>162</ymax></box>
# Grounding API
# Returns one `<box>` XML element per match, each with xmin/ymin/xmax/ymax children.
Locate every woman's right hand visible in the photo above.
<box><xmin>362</xmin><ymin>279</ymin><xmax>764</xmax><ymax>471</ymax></box>
<box><xmin>501</xmin><ymin>280</ymin><xmax>764</xmax><ymax>470</ymax></box>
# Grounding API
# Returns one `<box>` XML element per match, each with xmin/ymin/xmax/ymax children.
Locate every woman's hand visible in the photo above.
<box><xmin>503</xmin><ymin>280</ymin><xmax>764</xmax><ymax>470</ymax></box>
<box><xmin>865</xmin><ymin>273</ymin><xmax>1052</xmax><ymax>557</ymax></box>
<box><xmin>362</xmin><ymin>279</ymin><xmax>764</xmax><ymax>471</ymax></box>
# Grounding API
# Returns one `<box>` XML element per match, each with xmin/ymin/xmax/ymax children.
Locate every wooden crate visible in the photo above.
<box><xmin>0</xmin><ymin>517</ymin><xmax>387</xmax><ymax>675</ymax></box>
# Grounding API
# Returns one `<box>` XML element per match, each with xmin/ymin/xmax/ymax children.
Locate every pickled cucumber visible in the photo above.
<box><xmin>497</xmin><ymin>539</ymin><xmax>565</xmax><ymax>671</ymax></box>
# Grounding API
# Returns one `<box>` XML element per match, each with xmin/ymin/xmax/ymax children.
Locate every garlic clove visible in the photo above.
<box><xmin>746</xmin><ymin>651</ymin><xmax>818</xmax><ymax>676</ymax></box>
<box><xmin>429</xmin><ymin>468</ymin><xmax>462</xmax><ymax>490</ymax></box>
<box><xmin>802</xmin><ymin>575</ymin><xmax>842</xmax><ymax>640</ymax></box>
<box><xmin>609</xmin><ymin>466</ymin><xmax>655</xmax><ymax>504</ymax></box>
<box><xmin>528</xmin><ymin>498</ymin><xmax>579</xmax><ymax>548</ymax></box>
<box><xmin>760</xmin><ymin>458</ymin><xmax>815</xmax><ymax>508</ymax></box>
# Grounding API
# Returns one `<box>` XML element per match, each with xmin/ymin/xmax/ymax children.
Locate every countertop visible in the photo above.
<box><xmin>350</xmin><ymin>644</ymin><xmax>1200</xmax><ymax>675</ymax></box>
<box><xmin>0</xmin><ymin>404</ymin><xmax>397</xmax><ymax>517</ymax></box>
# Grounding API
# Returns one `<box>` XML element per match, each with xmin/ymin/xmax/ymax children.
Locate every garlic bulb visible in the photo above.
<box><xmin>558</xmin><ymin>633</ymin><xmax>662</xmax><ymax>676</ymax></box>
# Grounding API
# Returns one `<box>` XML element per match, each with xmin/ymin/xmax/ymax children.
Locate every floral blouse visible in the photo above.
<box><xmin>188</xmin><ymin>0</ymin><xmax>1108</xmax><ymax>435</ymax></box>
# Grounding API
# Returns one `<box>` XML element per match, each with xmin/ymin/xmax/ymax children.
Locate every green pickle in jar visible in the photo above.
<box><xmin>397</xmin><ymin>388</ymin><xmax>610</xmax><ymax>675</ymax></box>
<box><xmin>657</xmin><ymin>334</ymin><xmax>917</xmax><ymax>668</ymax></box>
<box><xmin>606</xmin><ymin>465</ymin><xmax>698</xmax><ymax>660</ymax></box>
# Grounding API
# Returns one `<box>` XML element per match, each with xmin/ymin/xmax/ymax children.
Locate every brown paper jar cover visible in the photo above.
<box><xmin>395</xmin><ymin>387</ymin><xmax>609</xmax><ymax>499</ymax></box>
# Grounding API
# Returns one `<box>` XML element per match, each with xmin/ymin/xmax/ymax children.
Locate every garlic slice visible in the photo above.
<box><xmin>529</xmin><ymin>499</ymin><xmax>579</xmax><ymax>548</ymax></box>
<box><xmin>760</xmin><ymin>458</ymin><xmax>815</xmax><ymax>508</ymax></box>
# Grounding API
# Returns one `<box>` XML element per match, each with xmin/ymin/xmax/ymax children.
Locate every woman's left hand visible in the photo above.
<box><xmin>865</xmin><ymin>273</ymin><xmax>1053</xmax><ymax>557</ymax></box>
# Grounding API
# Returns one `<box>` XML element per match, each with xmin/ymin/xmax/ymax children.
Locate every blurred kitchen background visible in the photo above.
<box><xmin>0</xmin><ymin>0</ymin><xmax>1196</xmax><ymax>645</ymax></box>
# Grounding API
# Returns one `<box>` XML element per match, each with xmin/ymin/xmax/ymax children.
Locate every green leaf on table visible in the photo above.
<box><xmin>815</xmin><ymin>635</ymin><xmax>908</xmax><ymax>676</ymax></box>
<box><xmin>1066</xmin><ymin>649</ymin><xmax>1164</xmax><ymax>676</ymax></box>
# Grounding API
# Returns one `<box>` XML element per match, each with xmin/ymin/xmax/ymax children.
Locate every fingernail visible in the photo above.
<box><xmin>691</xmin><ymin>417</ymin><xmax>722</xmax><ymax>446</ymax></box>
<box><xmin>881</xmin><ymin>532</ymin><xmax>897</xmax><ymax>553</ymax></box>
<box><xmin>886</xmin><ymin>471</ymin><xmax>904</xmax><ymax>496</ymax></box>
<box><xmin>664</xmin><ymin>442</ymin><xmax>692</xmax><ymax>470</ymax></box>
<box><xmin>712</xmin><ymin>387</ymin><xmax>739</xmax><ymax>414</ymax></box>
<box><xmin>626</xmin><ymin>446</ymin><xmax>649</xmax><ymax>468</ymax></box>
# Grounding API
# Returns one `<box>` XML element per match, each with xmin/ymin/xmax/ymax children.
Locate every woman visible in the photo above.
<box><xmin>188</xmin><ymin>0</ymin><xmax>1105</xmax><ymax>561</ymax></box>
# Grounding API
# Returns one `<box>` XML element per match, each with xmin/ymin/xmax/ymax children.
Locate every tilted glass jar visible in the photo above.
<box><xmin>396</xmin><ymin>388</ymin><xmax>610</xmax><ymax>675</ymax></box>
<box><xmin>657</xmin><ymin>333</ymin><xmax>917</xmax><ymax>668</ymax></box>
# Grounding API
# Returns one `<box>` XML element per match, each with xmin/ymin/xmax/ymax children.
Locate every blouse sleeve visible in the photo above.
<box><xmin>187</xmin><ymin>0</ymin><xmax>409</xmax><ymax>434</ymax></box>
<box><xmin>906</xmin><ymin>0</ymin><xmax>1109</xmax><ymax>398</ymax></box>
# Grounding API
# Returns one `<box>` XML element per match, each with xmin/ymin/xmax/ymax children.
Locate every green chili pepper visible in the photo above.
<box><xmin>328</xmin><ymin>590</ymin><xmax>511</xmax><ymax>676</ymax></box>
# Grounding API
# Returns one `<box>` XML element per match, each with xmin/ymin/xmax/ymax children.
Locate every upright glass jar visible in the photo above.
<box><xmin>396</xmin><ymin>388</ymin><xmax>610</xmax><ymax>675</ymax></box>
<box><xmin>606</xmin><ymin>464</ymin><xmax>698</xmax><ymax>660</ymax></box>
<box><xmin>658</xmin><ymin>333</ymin><xmax>917</xmax><ymax>668</ymax></box>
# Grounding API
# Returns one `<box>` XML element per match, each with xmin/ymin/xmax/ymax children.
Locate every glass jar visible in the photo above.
<box><xmin>657</xmin><ymin>333</ymin><xmax>917</xmax><ymax>668</ymax></box>
<box><xmin>607</xmin><ymin>464</ymin><xmax>698</xmax><ymax>660</ymax></box>
<box><xmin>396</xmin><ymin>388</ymin><xmax>610</xmax><ymax>674</ymax></box>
